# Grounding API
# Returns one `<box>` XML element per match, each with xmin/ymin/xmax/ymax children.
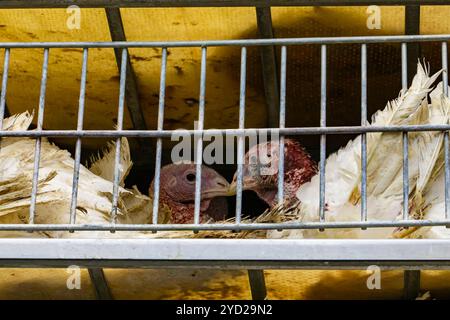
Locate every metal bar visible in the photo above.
<box><xmin>319</xmin><ymin>44</ymin><xmax>326</xmax><ymax>224</ymax></box>
<box><xmin>405</xmin><ymin>5</ymin><xmax>421</xmax><ymax>83</ymax></box>
<box><xmin>443</xmin><ymin>42</ymin><xmax>450</xmax><ymax>223</ymax></box>
<box><xmin>235</xmin><ymin>47</ymin><xmax>247</xmax><ymax>224</ymax></box>
<box><xmin>401</xmin><ymin>41</ymin><xmax>409</xmax><ymax>221</ymax></box>
<box><xmin>193</xmin><ymin>47</ymin><xmax>207</xmax><ymax>226</ymax></box>
<box><xmin>403</xmin><ymin>270</ymin><xmax>421</xmax><ymax>300</ymax></box>
<box><xmin>277</xmin><ymin>46</ymin><xmax>286</xmax><ymax>204</ymax></box>
<box><xmin>29</xmin><ymin>48</ymin><xmax>49</xmax><ymax>225</ymax></box>
<box><xmin>402</xmin><ymin>132</ymin><xmax>409</xmax><ymax>220</ymax></box>
<box><xmin>0</xmin><ymin>48</ymin><xmax>10</xmax><ymax>128</ymax></box>
<box><xmin>1</xmin><ymin>218</ymin><xmax>450</xmax><ymax>232</ymax></box>
<box><xmin>8</xmin><ymin>124</ymin><xmax>450</xmax><ymax>138</ymax></box>
<box><xmin>105</xmin><ymin>7</ymin><xmax>147</xmax><ymax>131</ymax></box>
<box><xmin>69</xmin><ymin>48</ymin><xmax>88</xmax><ymax>228</ymax></box>
<box><xmin>0</xmin><ymin>0</ymin><xmax>448</xmax><ymax>9</ymax></box>
<box><xmin>361</xmin><ymin>44</ymin><xmax>368</xmax><ymax>225</ymax></box>
<box><xmin>256</xmin><ymin>6</ymin><xmax>279</xmax><ymax>127</ymax></box>
<box><xmin>3</xmin><ymin>259</ymin><xmax>450</xmax><ymax>270</ymax></box>
<box><xmin>2</xmin><ymin>239</ymin><xmax>450</xmax><ymax>262</ymax></box>
<box><xmin>152</xmin><ymin>47</ymin><xmax>168</xmax><ymax>226</ymax></box>
<box><xmin>4</xmin><ymin>34</ymin><xmax>450</xmax><ymax>48</ymax></box>
<box><xmin>110</xmin><ymin>48</ymin><xmax>127</xmax><ymax>226</ymax></box>
<box><xmin>88</xmin><ymin>268</ymin><xmax>113</xmax><ymax>300</ymax></box>
<box><xmin>402</xmin><ymin>43</ymin><xmax>408</xmax><ymax>89</ymax></box>
<box><xmin>404</xmin><ymin>6</ymin><xmax>420</xmax><ymax>296</ymax></box>
<box><xmin>248</xmin><ymin>270</ymin><xmax>267</xmax><ymax>300</ymax></box>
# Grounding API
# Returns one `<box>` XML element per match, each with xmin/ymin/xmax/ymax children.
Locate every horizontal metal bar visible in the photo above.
<box><xmin>1</xmin><ymin>239</ymin><xmax>450</xmax><ymax>263</ymax></box>
<box><xmin>4</xmin><ymin>259</ymin><xmax>450</xmax><ymax>270</ymax></box>
<box><xmin>0</xmin><ymin>0</ymin><xmax>447</xmax><ymax>9</ymax></box>
<box><xmin>0</xmin><ymin>218</ymin><xmax>450</xmax><ymax>232</ymax></box>
<box><xmin>9</xmin><ymin>124</ymin><xmax>450</xmax><ymax>138</ymax></box>
<box><xmin>2</xmin><ymin>34</ymin><xmax>450</xmax><ymax>48</ymax></box>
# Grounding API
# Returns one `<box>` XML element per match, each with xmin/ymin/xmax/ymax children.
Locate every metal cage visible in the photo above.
<box><xmin>2</xmin><ymin>1</ymin><xmax>450</xmax><ymax>300</ymax></box>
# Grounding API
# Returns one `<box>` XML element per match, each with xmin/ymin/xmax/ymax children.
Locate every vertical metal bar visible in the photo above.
<box><xmin>403</xmin><ymin>269</ymin><xmax>421</xmax><ymax>300</ymax></box>
<box><xmin>361</xmin><ymin>44</ymin><xmax>368</xmax><ymax>225</ymax></box>
<box><xmin>402</xmin><ymin>132</ymin><xmax>409</xmax><ymax>220</ymax></box>
<box><xmin>319</xmin><ymin>44</ymin><xmax>326</xmax><ymax>225</ymax></box>
<box><xmin>193</xmin><ymin>46</ymin><xmax>207</xmax><ymax>226</ymax></box>
<box><xmin>255</xmin><ymin>7</ymin><xmax>279</xmax><ymax>128</ymax></box>
<box><xmin>105</xmin><ymin>7</ymin><xmax>147</xmax><ymax>132</ymax></box>
<box><xmin>401</xmin><ymin>43</ymin><xmax>410</xmax><ymax>221</ymax></box>
<box><xmin>110</xmin><ymin>48</ymin><xmax>127</xmax><ymax>227</ymax></box>
<box><xmin>277</xmin><ymin>46</ymin><xmax>287</xmax><ymax>204</ymax></box>
<box><xmin>0</xmin><ymin>48</ymin><xmax>10</xmax><ymax>129</ymax></box>
<box><xmin>405</xmin><ymin>5</ymin><xmax>421</xmax><ymax>83</ymax></box>
<box><xmin>403</xmin><ymin>7</ymin><xmax>421</xmax><ymax>298</ymax></box>
<box><xmin>152</xmin><ymin>47</ymin><xmax>168</xmax><ymax>227</ymax></box>
<box><xmin>442</xmin><ymin>42</ymin><xmax>449</xmax><ymax>222</ymax></box>
<box><xmin>69</xmin><ymin>48</ymin><xmax>88</xmax><ymax>228</ymax></box>
<box><xmin>88</xmin><ymin>268</ymin><xmax>113</xmax><ymax>300</ymax></box>
<box><xmin>235</xmin><ymin>47</ymin><xmax>247</xmax><ymax>224</ymax></box>
<box><xmin>247</xmin><ymin>270</ymin><xmax>267</xmax><ymax>300</ymax></box>
<box><xmin>401</xmin><ymin>43</ymin><xmax>408</xmax><ymax>90</ymax></box>
<box><xmin>29</xmin><ymin>48</ymin><xmax>49</xmax><ymax>225</ymax></box>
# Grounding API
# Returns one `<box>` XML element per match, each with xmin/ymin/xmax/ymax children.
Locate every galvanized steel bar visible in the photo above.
<box><xmin>193</xmin><ymin>47</ymin><xmax>207</xmax><ymax>226</ymax></box>
<box><xmin>5</xmin><ymin>124</ymin><xmax>450</xmax><ymax>138</ymax></box>
<box><xmin>319</xmin><ymin>44</ymin><xmax>326</xmax><ymax>223</ymax></box>
<box><xmin>401</xmin><ymin>42</ymin><xmax>410</xmax><ymax>220</ymax></box>
<box><xmin>110</xmin><ymin>48</ymin><xmax>127</xmax><ymax>226</ymax></box>
<box><xmin>235</xmin><ymin>47</ymin><xmax>247</xmax><ymax>224</ymax></box>
<box><xmin>402</xmin><ymin>132</ymin><xmax>409</xmax><ymax>220</ymax></box>
<box><xmin>360</xmin><ymin>44</ymin><xmax>368</xmax><ymax>224</ymax></box>
<box><xmin>0</xmin><ymin>217</ymin><xmax>449</xmax><ymax>232</ymax></box>
<box><xmin>442</xmin><ymin>42</ymin><xmax>449</xmax><ymax>222</ymax></box>
<box><xmin>0</xmin><ymin>48</ymin><xmax>10</xmax><ymax>128</ymax></box>
<box><xmin>152</xmin><ymin>47</ymin><xmax>168</xmax><ymax>226</ymax></box>
<box><xmin>402</xmin><ymin>43</ymin><xmax>408</xmax><ymax>89</ymax></box>
<box><xmin>29</xmin><ymin>48</ymin><xmax>49</xmax><ymax>225</ymax></box>
<box><xmin>277</xmin><ymin>46</ymin><xmax>287</xmax><ymax>204</ymax></box>
<box><xmin>2</xmin><ymin>34</ymin><xmax>450</xmax><ymax>49</ymax></box>
<box><xmin>69</xmin><ymin>48</ymin><xmax>88</xmax><ymax>227</ymax></box>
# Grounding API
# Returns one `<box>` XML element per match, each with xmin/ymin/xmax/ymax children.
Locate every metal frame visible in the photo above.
<box><xmin>2</xmin><ymin>239</ymin><xmax>450</xmax><ymax>268</ymax></box>
<box><xmin>0</xmin><ymin>16</ymin><xmax>450</xmax><ymax>299</ymax></box>
<box><xmin>0</xmin><ymin>0</ymin><xmax>449</xmax><ymax>8</ymax></box>
<box><xmin>2</xmin><ymin>34</ymin><xmax>450</xmax><ymax>233</ymax></box>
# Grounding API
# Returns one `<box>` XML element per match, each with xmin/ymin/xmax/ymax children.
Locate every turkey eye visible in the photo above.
<box><xmin>267</xmin><ymin>153</ymin><xmax>271</xmax><ymax>158</ymax></box>
<box><xmin>186</xmin><ymin>173</ymin><xmax>196</xmax><ymax>182</ymax></box>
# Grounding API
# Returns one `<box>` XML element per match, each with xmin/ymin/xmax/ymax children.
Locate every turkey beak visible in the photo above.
<box><xmin>202</xmin><ymin>175</ymin><xmax>230</xmax><ymax>199</ymax></box>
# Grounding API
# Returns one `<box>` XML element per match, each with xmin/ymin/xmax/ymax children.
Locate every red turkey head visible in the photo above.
<box><xmin>150</xmin><ymin>163</ymin><xmax>230</xmax><ymax>224</ymax></box>
<box><xmin>229</xmin><ymin>139</ymin><xmax>317</xmax><ymax>208</ymax></box>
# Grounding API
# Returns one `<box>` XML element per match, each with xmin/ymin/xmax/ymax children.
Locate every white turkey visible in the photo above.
<box><xmin>0</xmin><ymin>112</ymin><xmax>230</xmax><ymax>238</ymax></box>
<box><xmin>230</xmin><ymin>62</ymin><xmax>450</xmax><ymax>239</ymax></box>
